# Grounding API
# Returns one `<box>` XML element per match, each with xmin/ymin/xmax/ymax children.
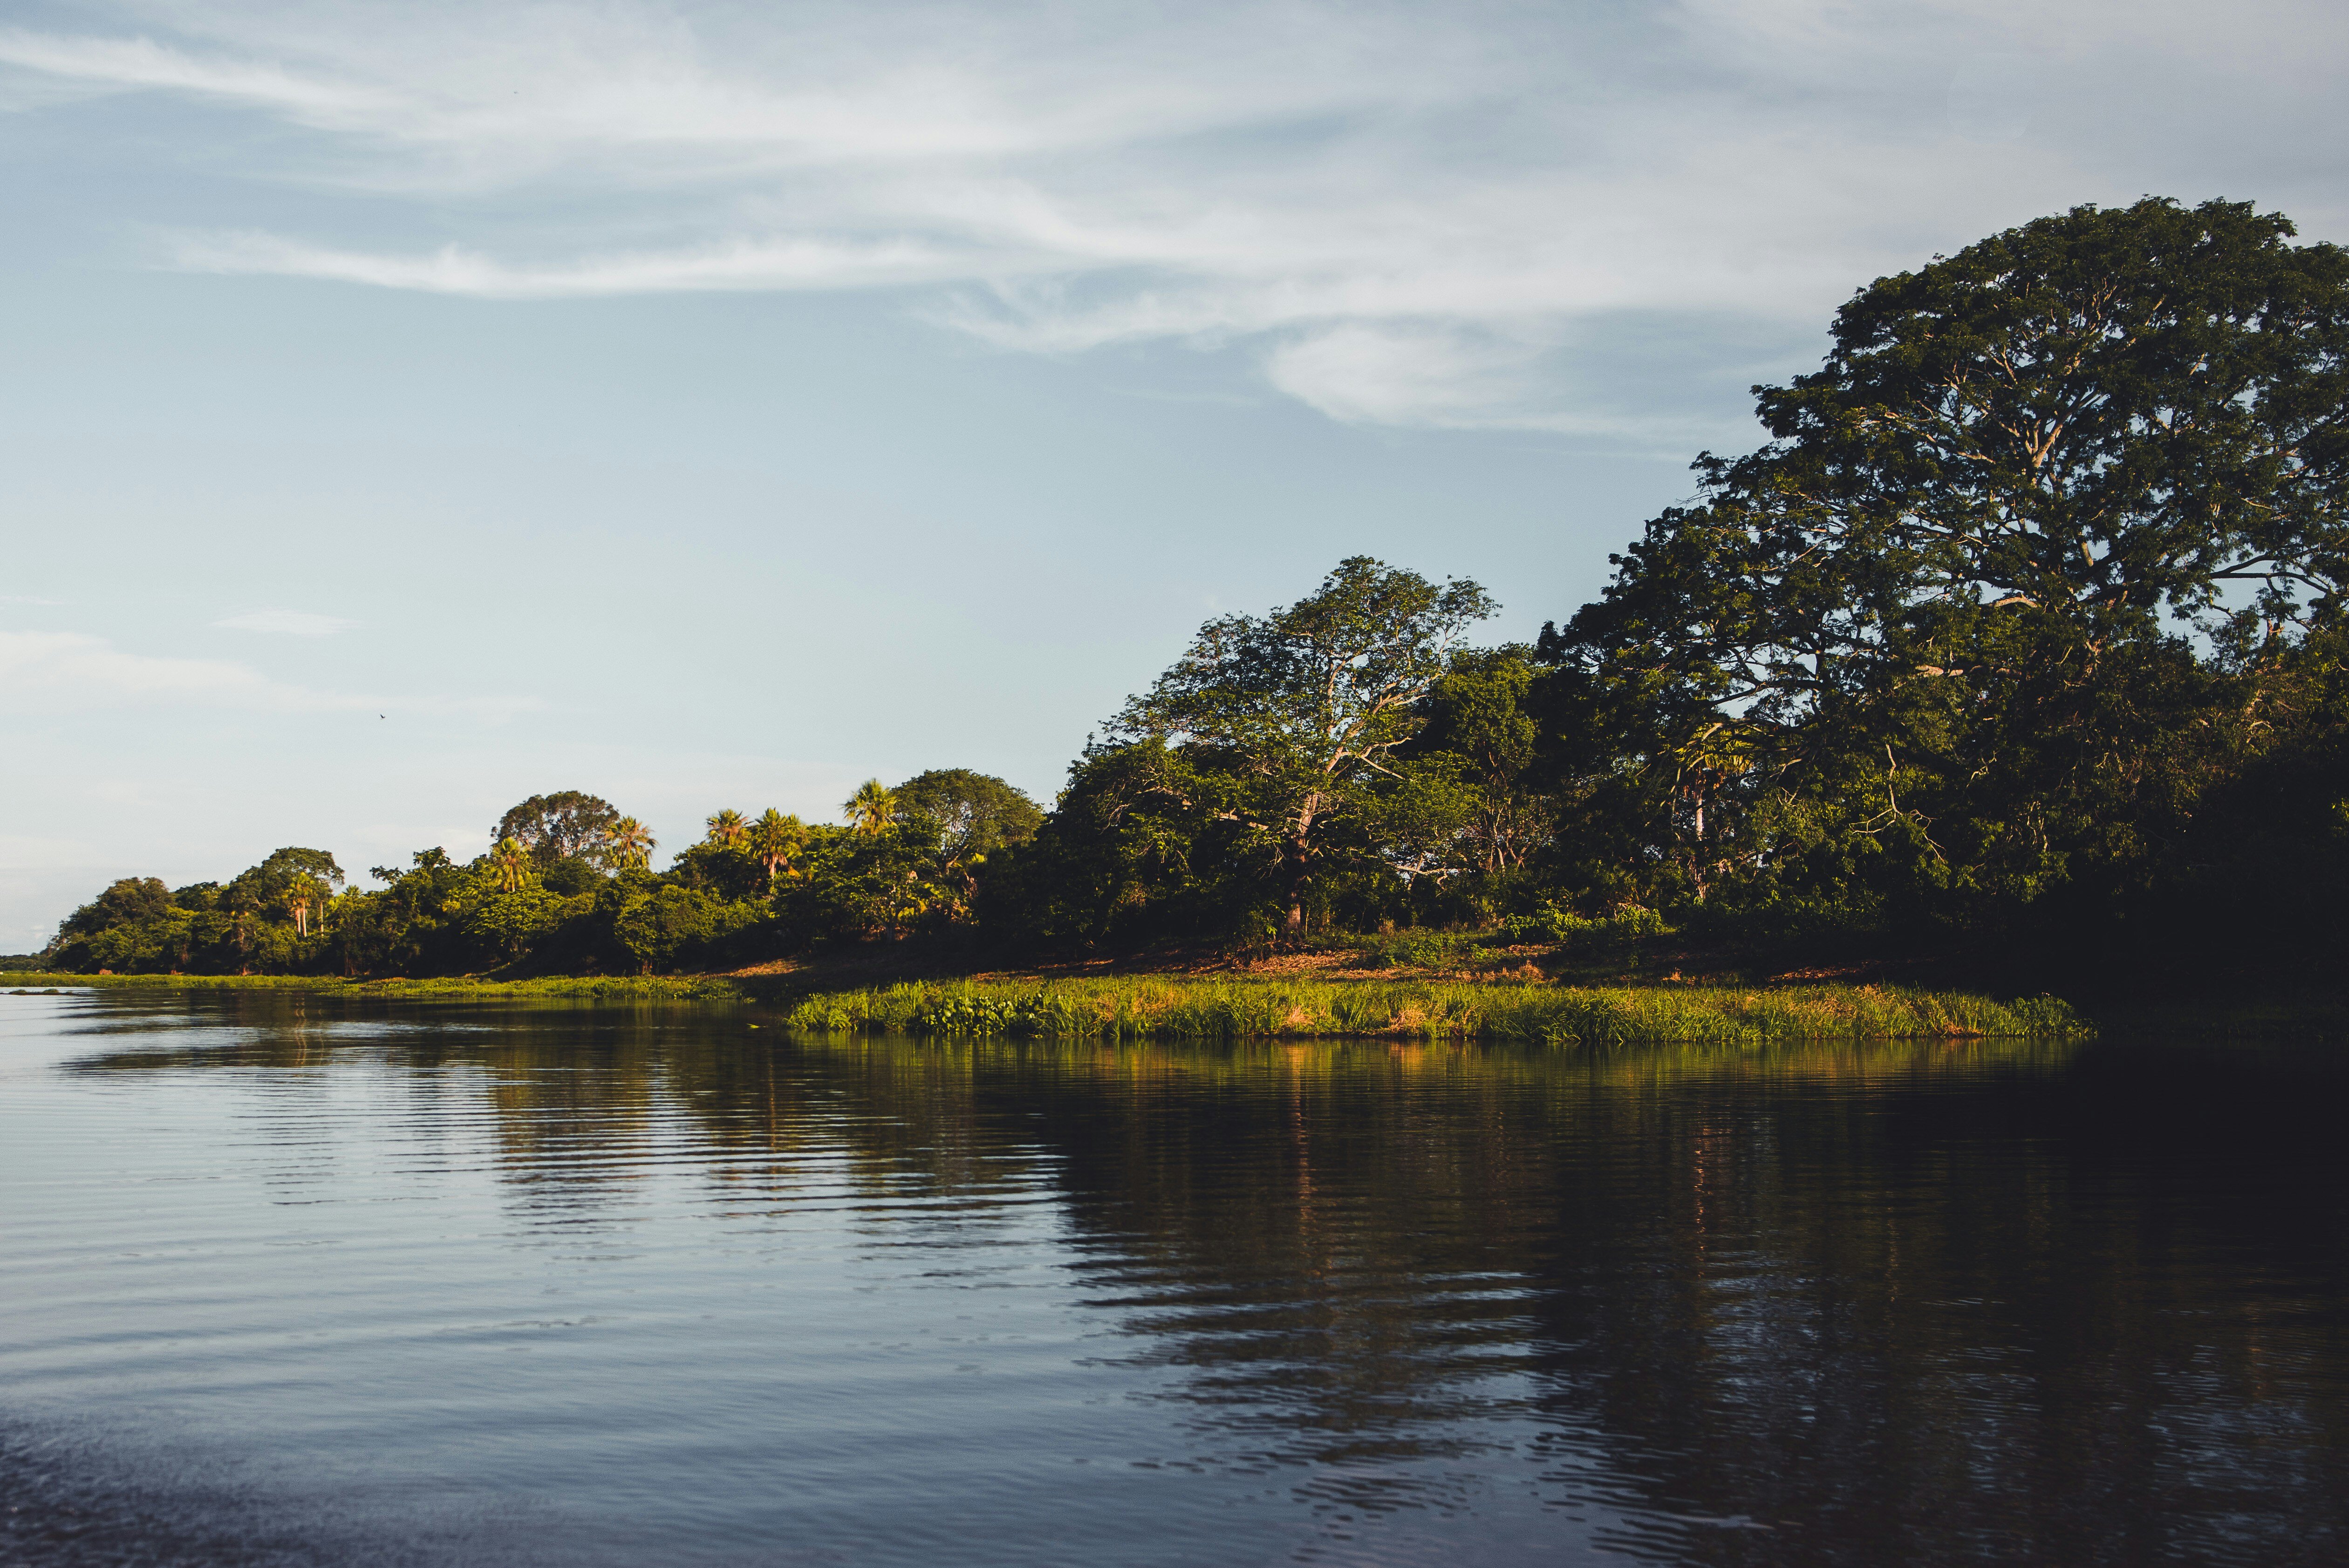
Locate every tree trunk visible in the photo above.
<box><xmin>1687</xmin><ymin>787</ymin><xmax>1708</xmax><ymax>903</ymax></box>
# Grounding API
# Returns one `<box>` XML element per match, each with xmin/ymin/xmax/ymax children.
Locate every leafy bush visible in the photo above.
<box><xmin>1499</xmin><ymin>905</ymin><xmax>1669</xmax><ymax>950</ymax></box>
<box><xmin>1350</xmin><ymin>929</ymin><xmax>1481</xmax><ymax>968</ymax></box>
<box><xmin>1675</xmin><ymin>895</ymin><xmax>1889</xmax><ymax>954</ymax></box>
<box><xmin>613</xmin><ymin>886</ymin><xmax>770</xmax><ymax>972</ymax></box>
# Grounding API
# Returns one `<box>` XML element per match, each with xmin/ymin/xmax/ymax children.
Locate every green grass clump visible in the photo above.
<box><xmin>1342</xmin><ymin>907</ymin><xmax>1670</xmax><ymax>968</ymax></box>
<box><xmin>2</xmin><ymin>971</ymin><xmax>332</xmax><ymax>991</ymax></box>
<box><xmin>4</xmin><ymin>969</ymin><xmax>2093</xmax><ymax>1044</ymax></box>
<box><xmin>1346</xmin><ymin>929</ymin><xmax>1481</xmax><ymax>968</ymax></box>
<box><xmin>781</xmin><ymin>976</ymin><xmax>2087</xmax><ymax>1044</ymax></box>
<box><xmin>0</xmin><ymin>971</ymin><xmax>742</xmax><ymax>1002</ymax></box>
<box><xmin>1498</xmin><ymin>905</ymin><xmax>1672</xmax><ymax>950</ymax></box>
<box><xmin>353</xmin><ymin>975</ymin><xmax>743</xmax><ymax>1000</ymax></box>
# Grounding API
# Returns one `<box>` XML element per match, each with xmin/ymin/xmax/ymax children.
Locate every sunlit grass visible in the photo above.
<box><xmin>3</xmin><ymin>968</ymin><xmax>2091</xmax><ymax>1042</ymax></box>
<box><xmin>779</xmin><ymin>976</ymin><xmax>2089</xmax><ymax>1044</ymax></box>
<box><xmin>0</xmin><ymin>971</ymin><xmax>739</xmax><ymax>1000</ymax></box>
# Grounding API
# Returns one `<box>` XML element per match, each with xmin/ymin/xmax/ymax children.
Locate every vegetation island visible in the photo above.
<box><xmin>19</xmin><ymin>200</ymin><xmax>2348</xmax><ymax>1037</ymax></box>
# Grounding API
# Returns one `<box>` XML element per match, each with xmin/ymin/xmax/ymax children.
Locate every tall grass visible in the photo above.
<box><xmin>4</xmin><ymin>969</ymin><xmax>2093</xmax><ymax>1043</ymax></box>
<box><xmin>0</xmin><ymin>971</ymin><xmax>740</xmax><ymax>1001</ymax></box>
<box><xmin>1343</xmin><ymin>907</ymin><xmax>1668</xmax><ymax>968</ymax></box>
<box><xmin>780</xmin><ymin>976</ymin><xmax>2088</xmax><ymax>1044</ymax></box>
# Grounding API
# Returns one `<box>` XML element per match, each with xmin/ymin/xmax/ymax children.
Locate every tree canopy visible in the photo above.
<box><xmin>892</xmin><ymin>770</ymin><xmax>1043</xmax><ymax>860</ymax></box>
<box><xmin>1550</xmin><ymin>198</ymin><xmax>2349</xmax><ymax>721</ymax></box>
<box><xmin>494</xmin><ymin>791</ymin><xmax>623</xmax><ymax>869</ymax></box>
<box><xmin>1538</xmin><ymin>196</ymin><xmax>2349</xmax><ymax>936</ymax></box>
<box><xmin>1107</xmin><ymin>555</ymin><xmax>1496</xmax><ymax>932</ymax></box>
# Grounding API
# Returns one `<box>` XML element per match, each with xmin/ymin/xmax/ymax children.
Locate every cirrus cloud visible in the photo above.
<box><xmin>2</xmin><ymin>0</ymin><xmax>2345</xmax><ymax>432</ymax></box>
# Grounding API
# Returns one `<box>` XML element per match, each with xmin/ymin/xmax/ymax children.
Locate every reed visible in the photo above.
<box><xmin>779</xmin><ymin>976</ymin><xmax>2089</xmax><ymax>1044</ymax></box>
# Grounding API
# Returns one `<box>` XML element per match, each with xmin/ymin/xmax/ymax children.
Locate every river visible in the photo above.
<box><xmin>3</xmin><ymin>988</ymin><xmax>2345</xmax><ymax>1564</ymax></box>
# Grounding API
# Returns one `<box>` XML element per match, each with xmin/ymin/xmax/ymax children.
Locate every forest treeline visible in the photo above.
<box><xmin>39</xmin><ymin>198</ymin><xmax>2349</xmax><ymax>982</ymax></box>
<box><xmin>39</xmin><ymin>774</ymin><xmax>1042</xmax><ymax>978</ymax></box>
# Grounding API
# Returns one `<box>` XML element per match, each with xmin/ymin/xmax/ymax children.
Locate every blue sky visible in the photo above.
<box><xmin>4</xmin><ymin>0</ymin><xmax>2346</xmax><ymax>949</ymax></box>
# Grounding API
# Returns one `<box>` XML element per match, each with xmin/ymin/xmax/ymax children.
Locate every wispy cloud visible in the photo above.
<box><xmin>0</xmin><ymin>629</ymin><xmax>535</xmax><ymax>718</ymax></box>
<box><xmin>213</xmin><ymin>609</ymin><xmax>360</xmax><ymax>635</ymax></box>
<box><xmin>175</xmin><ymin>232</ymin><xmax>1019</xmax><ymax>297</ymax></box>
<box><xmin>4</xmin><ymin>1</ymin><xmax>2345</xmax><ymax>431</ymax></box>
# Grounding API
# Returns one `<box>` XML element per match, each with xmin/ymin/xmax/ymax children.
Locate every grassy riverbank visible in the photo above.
<box><xmin>0</xmin><ymin>971</ymin><xmax>741</xmax><ymax>1001</ymax></box>
<box><xmin>779</xmin><ymin>977</ymin><xmax>2088</xmax><ymax>1044</ymax></box>
<box><xmin>3</xmin><ymin>968</ymin><xmax>2084</xmax><ymax>1043</ymax></box>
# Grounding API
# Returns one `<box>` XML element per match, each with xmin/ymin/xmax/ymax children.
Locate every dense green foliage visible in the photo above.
<box><xmin>493</xmin><ymin>791</ymin><xmax>625</xmax><ymax>869</ymax></box>
<box><xmin>44</xmin><ymin>774</ymin><xmax>1044</xmax><ymax>977</ymax></box>
<box><xmin>964</xmin><ymin>204</ymin><xmax>2346</xmax><ymax>974</ymax></box>
<box><xmin>1525</xmin><ymin>197</ymin><xmax>2349</xmax><ymax>972</ymax></box>
<box><xmin>40</xmin><ymin>198</ymin><xmax>2349</xmax><ymax>983</ymax></box>
<box><xmin>975</xmin><ymin>557</ymin><xmax>1513</xmax><ymax>951</ymax></box>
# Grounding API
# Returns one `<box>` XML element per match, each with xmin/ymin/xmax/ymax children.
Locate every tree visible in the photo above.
<box><xmin>706</xmin><ymin>808</ymin><xmax>747</xmax><ymax>848</ymax></box>
<box><xmin>466</xmin><ymin>886</ymin><xmax>562</xmax><ymax>964</ymax></box>
<box><xmin>350</xmin><ymin>848</ymin><xmax>478</xmax><ymax>975</ymax></box>
<box><xmin>747</xmin><ymin>808</ymin><xmax>809</xmax><ymax>891</ymax></box>
<box><xmin>1544</xmin><ymin>196</ymin><xmax>2349</xmax><ymax>926</ymax></box>
<box><xmin>221</xmin><ymin>877</ymin><xmax>266</xmax><ymax>969</ymax></box>
<box><xmin>893</xmin><ymin>769</ymin><xmax>1044</xmax><ymax>913</ymax></box>
<box><xmin>1409</xmin><ymin>648</ymin><xmax>1550</xmax><ymax>879</ymax></box>
<box><xmin>45</xmin><ymin>877</ymin><xmax>177</xmax><ymax>970</ymax></box>
<box><xmin>844</xmin><ymin>779</ymin><xmax>897</xmax><ymax>839</ymax></box>
<box><xmin>283</xmin><ymin>880</ymin><xmax>322</xmax><ymax>937</ymax></box>
<box><xmin>774</xmin><ymin>818</ymin><xmax>948</xmax><ymax>945</ymax></box>
<box><xmin>543</xmin><ymin>855</ymin><xmax>602</xmax><ymax>896</ymax></box>
<box><xmin>491</xmin><ymin>837</ymin><xmax>534</xmax><ymax>894</ymax></box>
<box><xmin>892</xmin><ymin>770</ymin><xmax>1043</xmax><ymax>858</ymax></box>
<box><xmin>603</xmin><ymin>817</ymin><xmax>656</xmax><ymax>871</ymax></box>
<box><xmin>611</xmin><ymin>884</ymin><xmax>766</xmax><ymax>973</ymax></box>
<box><xmin>1111</xmin><ymin>555</ymin><xmax>1496</xmax><ymax>934</ymax></box>
<box><xmin>244</xmin><ymin>848</ymin><xmax>343</xmax><ymax>939</ymax></box>
<box><xmin>52</xmin><ymin>877</ymin><xmax>172</xmax><ymax>946</ymax></box>
<box><xmin>494</xmin><ymin>791</ymin><xmax>623</xmax><ymax>869</ymax></box>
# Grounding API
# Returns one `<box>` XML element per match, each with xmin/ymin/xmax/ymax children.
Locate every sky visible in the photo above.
<box><xmin>3</xmin><ymin>0</ymin><xmax>2346</xmax><ymax>950</ymax></box>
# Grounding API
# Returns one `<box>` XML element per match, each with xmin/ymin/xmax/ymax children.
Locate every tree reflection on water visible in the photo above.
<box><xmin>69</xmin><ymin>992</ymin><xmax>2349</xmax><ymax>1564</ymax></box>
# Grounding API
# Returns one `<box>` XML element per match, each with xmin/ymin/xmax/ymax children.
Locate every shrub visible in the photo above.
<box><xmin>1499</xmin><ymin>905</ymin><xmax>1669</xmax><ymax>950</ymax></box>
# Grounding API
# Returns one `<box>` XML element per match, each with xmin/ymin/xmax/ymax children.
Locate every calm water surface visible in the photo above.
<box><xmin>3</xmin><ymin>989</ymin><xmax>2346</xmax><ymax>1565</ymax></box>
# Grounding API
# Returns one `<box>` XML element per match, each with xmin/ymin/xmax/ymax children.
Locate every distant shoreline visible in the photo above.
<box><xmin>0</xmin><ymin>970</ymin><xmax>743</xmax><ymax>1001</ymax></box>
<box><xmin>15</xmin><ymin>967</ymin><xmax>2345</xmax><ymax>1045</ymax></box>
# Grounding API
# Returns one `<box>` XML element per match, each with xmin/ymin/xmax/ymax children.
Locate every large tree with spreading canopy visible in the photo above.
<box><xmin>1543</xmin><ymin>196</ymin><xmax>2349</xmax><ymax>917</ymax></box>
<box><xmin>494</xmin><ymin>791</ymin><xmax>624</xmax><ymax>870</ymax></box>
<box><xmin>1110</xmin><ymin>555</ymin><xmax>1496</xmax><ymax>933</ymax></box>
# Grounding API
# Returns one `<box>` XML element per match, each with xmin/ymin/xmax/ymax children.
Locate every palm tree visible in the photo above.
<box><xmin>706</xmin><ymin>808</ymin><xmax>747</xmax><ymax>848</ymax></box>
<box><xmin>224</xmin><ymin>881</ymin><xmax>261</xmax><ymax>973</ymax></box>
<box><xmin>285</xmin><ymin>878</ymin><xmax>323</xmax><ymax>938</ymax></box>
<box><xmin>492</xmin><ymin>836</ymin><xmax>533</xmax><ymax>893</ymax></box>
<box><xmin>845</xmin><ymin>779</ymin><xmax>897</xmax><ymax>839</ymax></box>
<box><xmin>935</xmin><ymin>848</ymin><xmax>984</xmax><ymax>921</ymax></box>
<box><xmin>604</xmin><ymin>816</ymin><xmax>656</xmax><ymax>870</ymax></box>
<box><xmin>748</xmin><ymin>808</ymin><xmax>806</xmax><ymax>890</ymax></box>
